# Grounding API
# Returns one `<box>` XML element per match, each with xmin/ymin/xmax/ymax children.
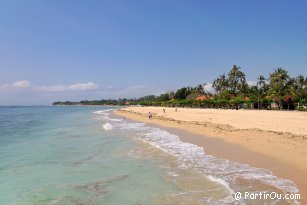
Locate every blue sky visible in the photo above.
<box><xmin>1</xmin><ymin>0</ymin><xmax>307</xmax><ymax>105</ymax></box>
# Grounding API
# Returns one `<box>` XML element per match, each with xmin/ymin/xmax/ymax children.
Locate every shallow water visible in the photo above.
<box><xmin>0</xmin><ymin>106</ymin><xmax>300</xmax><ymax>204</ymax></box>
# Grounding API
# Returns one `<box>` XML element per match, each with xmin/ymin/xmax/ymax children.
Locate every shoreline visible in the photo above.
<box><xmin>114</xmin><ymin>107</ymin><xmax>307</xmax><ymax>203</ymax></box>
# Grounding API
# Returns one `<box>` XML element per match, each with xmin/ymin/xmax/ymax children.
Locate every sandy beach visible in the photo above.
<box><xmin>114</xmin><ymin>106</ymin><xmax>307</xmax><ymax>203</ymax></box>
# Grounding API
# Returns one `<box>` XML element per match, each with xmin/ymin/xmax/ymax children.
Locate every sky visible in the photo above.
<box><xmin>1</xmin><ymin>0</ymin><xmax>307</xmax><ymax>105</ymax></box>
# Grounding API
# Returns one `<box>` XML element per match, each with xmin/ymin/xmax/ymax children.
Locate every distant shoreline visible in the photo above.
<box><xmin>52</xmin><ymin>104</ymin><xmax>125</xmax><ymax>107</ymax></box>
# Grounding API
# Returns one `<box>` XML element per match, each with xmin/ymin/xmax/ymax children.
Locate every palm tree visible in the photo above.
<box><xmin>195</xmin><ymin>84</ymin><xmax>205</xmax><ymax>94</ymax></box>
<box><xmin>228</xmin><ymin>65</ymin><xmax>247</xmax><ymax>95</ymax></box>
<box><xmin>256</xmin><ymin>75</ymin><xmax>268</xmax><ymax>109</ymax></box>
<box><xmin>212</xmin><ymin>74</ymin><xmax>228</xmax><ymax>95</ymax></box>
<box><xmin>257</xmin><ymin>75</ymin><xmax>266</xmax><ymax>88</ymax></box>
<box><xmin>290</xmin><ymin>75</ymin><xmax>307</xmax><ymax>108</ymax></box>
<box><xmin>268</xmin><ymin>68</ymin><xmax>290</xmax><ymax>109</ymax></box>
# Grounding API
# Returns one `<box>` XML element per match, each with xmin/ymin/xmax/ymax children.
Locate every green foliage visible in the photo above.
<box><xmin>212</xmin><ymin>74</ymin><xmax>228</xmax><ymax>94</ymax></box>
<box><xmin>268</xmin><ymin>68</ymin><xmax>290</xmax><ymax>108</ymax></box>
<box><xmin>186</xmin><ymin>93</ymin><xmax>200</xmax><ymax>100</ymax></box>
<box><xmin>53</xmin><ymin>66</ymin><xmax>306</xmax><ymax>111</ymax></box>
<box><xmin>174</xmin><ymin>87</ymin><xmax>192</xmax><ymax>99</ymax></box>
<box><xmin>229</xmin><ymin>96</ymin><xmax>245</xmax><ymax>109</ymax></box>
<box><xmin>227</xmin><ymin>65</ymin><xmax>248</xmax><ymax>95</ymax></box>
<box><xmin>157</xmin><ymin>93</ymin><xmax>170</xmax><ymax>101</ymax></box>
<box><xmin>298</xmin><ymin>106</ymin><xmax>307</xmax><ymax>111</ymax></box>
<box><xmin>52</xmin><ymin>101</ymin><xmax>78</xmax><ymax>105</ymax></box>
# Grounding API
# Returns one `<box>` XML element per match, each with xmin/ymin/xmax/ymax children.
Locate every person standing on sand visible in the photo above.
<box><xmin>148</xmin><ymin>112</ymin><xmax>152</xmax><ymax>119</ymax></box>
<box><xmin>163</xmin><ymin>109</ymin><xmax>165</xmax><ymax>113</ymax></box>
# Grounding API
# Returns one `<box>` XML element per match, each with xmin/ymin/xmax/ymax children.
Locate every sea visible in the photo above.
<box><xmin>0</xmin><ymin>106</ymin><xmax>300</xmax><ymax>205</ymax></box>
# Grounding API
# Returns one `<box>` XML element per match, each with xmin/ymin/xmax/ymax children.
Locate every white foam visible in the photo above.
<box><xmin>93</xmin><ymin>109</ymin><xmax>114</xmax><ymax>114</ymax></box>
<box><xmin>168</xmin><ymin>171</ymin><xmax>179</xmax><ymax>177</ymax></box>
<box><xmin>109</xmin><ymin>118</ymin><xmax>124</xmax><ymax>122</ymax></box>
<box><xmin>102</xmin><ymin>123</ymin><xmax>113</xmax><ymax>131</ymax></box>
<box><xmin>95</xmin><ymin>109</ymin><xmax>300</xmax><ymax>204</ymax></box>
<box><xmin>207</xmin><ymin>175</ymin><xmax>234</xmax><ymax>195</ymax></box>
<box><xmin>93</xmin><ymin>109</ymin><xmax>124</xmax><ymax>122</ymax></box>
<box><xmin>117</xmin><ymin>122</ymin><xmax>299</xmax><ymax>190</ymax></box>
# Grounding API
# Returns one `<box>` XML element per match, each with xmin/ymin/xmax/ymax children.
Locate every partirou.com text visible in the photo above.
<box><xmin>234</xmin><ymin>191</ymin><xmax>300</xmax><ymax>201</ymax></box>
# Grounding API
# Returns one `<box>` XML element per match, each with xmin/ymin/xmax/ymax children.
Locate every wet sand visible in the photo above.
<box><xmin>114</xmin><ymin>107</ymin><xmax>307</xmax><ymax>203</ymax></box>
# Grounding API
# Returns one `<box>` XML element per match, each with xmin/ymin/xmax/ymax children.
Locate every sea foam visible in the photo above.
<box><xmin>94</xmin><ymin>109</ymin><xmax>300</xmax><ymax>204</ymax></box>
<box><xmin>102</xmin><ymin>123</ymin><xmax>113</xmax><ymax>130</ymax></box>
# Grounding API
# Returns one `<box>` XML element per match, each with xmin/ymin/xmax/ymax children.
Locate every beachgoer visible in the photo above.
<box><xmin>163</xmin><ymin>109</ymin><xmax>165</xmax><ymax>113</ymax></box>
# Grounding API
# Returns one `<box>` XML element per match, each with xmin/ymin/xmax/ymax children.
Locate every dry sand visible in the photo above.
<box><xmin>114</xmin><ymin>106</ymin><xmax>307</xmax><ymax>203</ymax></box>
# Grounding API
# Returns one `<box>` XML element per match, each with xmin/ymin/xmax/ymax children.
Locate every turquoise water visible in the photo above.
<box><xmin>0</xmin><ymin>106</ymin><xmax>178</xmax><ymax>205</ymax></box>
<box><xmin>0</xmin><ymin>106</ymin><xmax>300</xmax><ymax>204</ymax></box>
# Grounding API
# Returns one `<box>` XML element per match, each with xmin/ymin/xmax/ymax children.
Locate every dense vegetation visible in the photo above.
<box><xmin>52</xmin><ymin>99</ymin><xmax>133</xmax><ymax>106</ymax></box>
<box><xmin>53</xmin><ymin>65</ymin><xmax>307</xmax><ymax>111</ymax></box>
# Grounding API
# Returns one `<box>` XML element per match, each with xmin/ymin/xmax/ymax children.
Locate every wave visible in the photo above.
<box><xmin>93</xmin><ymin>109</ymin><xmax>124</xmax><ymax>122</ymax></box>
<box><xmin>93</xmin><ymin>109</ymin><xmax>115</xmax><ymax>114</ymax></box>
<box><xmin>93</xmin><ymin>109</ymin><xmax>300</xmax><ymax>204</ymax></box>
<box><xmin>102</xmin><ymin>123</ymin><xmax>113</xmax><ymax>131</ymax></box>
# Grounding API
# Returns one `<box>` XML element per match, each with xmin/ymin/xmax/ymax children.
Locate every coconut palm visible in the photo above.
<box><xmin>227</xmin><ymin>65</ymin><xmax>247</xmax><ymax>95</ymax></box>
<box><xmin>257</xmin><ymin>75</ymin><xmax>266</xmax><ymax>88</ymax></box>
<box><xmin>212</xmin><ymin>74</ymin><xmax>228</xmax><ymax>94</ymax></box>
<box><xmin>255</xmin><ymin>75</ymin><xmax>268</xmax><ymax>108</ymax></box>
<box><xmin>290</xmin><ymin>75</ymin><xmax>307</xmax><ymax>106</ymax></box>
<box><xmin>268</xmin><ymin>68</ymin><xmax>290</xmax><ymax>109</ymax></box>
<box><xmin>195</xmin><ymin>84</ymin><xmax>205</xmax><ymax>94</ymax></box>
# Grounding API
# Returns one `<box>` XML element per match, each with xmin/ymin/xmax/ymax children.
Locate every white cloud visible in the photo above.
<box><xmin>38</xmin><ymin>82</ymin><xmax>98</xmax><ymax>92</ymax></box>
<box><xmin>0</xmin><ymin>80</ymin><xmax>31</xmax><ymax>91</ymax></box>
<box><xmin>247</xmin><ymin>81</ymin><xmax>257</xmax><ymax>86</ymax></box>
<box><xmin>12</xmin><ymin>80</ymin><xmax>31</xmax><ymax>88</ymax></box>
<box><xmin>0</xmin><ymin>80</ymin><xmax>164</xmax><ymax>105</ymax></box>
<box><xmin>69</xmin><ymin>82</ymin><xmax>98</xmax><ymax>91</ymax></box>
<box><xmin>203</xmin><ymin>83</ymin><xmax>215</xmax><ymax>93</ymax></box>
<box><xmin>92</xmin><ymin>85</ymin><xmax>164</xmax><ymax>99</ymax></box>
<box><xmin>0</xmin><ymin>83</ymin><xmax>9</xmax><ymax>89</ymax></box>
<box><xmin>1</xmin><ymin>81</ymin><xmax>98</xmax><ymax>93</ymax></box>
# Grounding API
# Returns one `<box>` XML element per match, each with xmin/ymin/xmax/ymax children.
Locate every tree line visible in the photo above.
<box><xmin>53</xmin><ymin>65</ymin><xmax>307</xmax><ymax>111</ymax></box>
